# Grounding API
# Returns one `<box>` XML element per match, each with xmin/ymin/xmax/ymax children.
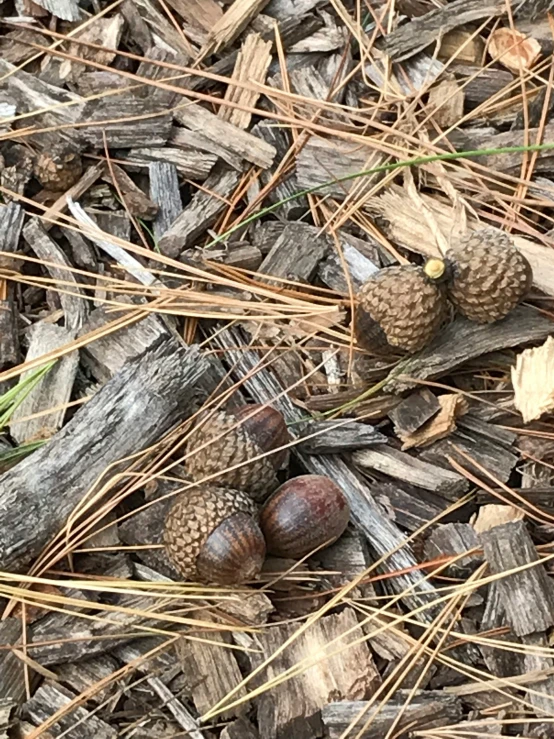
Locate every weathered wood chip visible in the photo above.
<box><xmin>512</xmin><ymin>336</ymin><xmax>554</xmax><ymax>422</ymax></box>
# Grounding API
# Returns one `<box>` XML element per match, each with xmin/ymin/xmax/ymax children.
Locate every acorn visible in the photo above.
<box><xmin>355</xmin><ymin>259</ymin><xmax>448</xmax><ymax>354</ymax></box>
<box><xmin>34</xmin><ymin>143</ymin><xmax>83</xmax><ymax>191</ymax></box>
<box><xmin>163</xmin><ymin>485</ymin><xmax>266</xmax><ymax>584</ymax></box>
<box><xmin>186</xmin><ymin>405</ymin><xmax>290</xmax><ymax>502</ymax></box>
<box><xmin>259</xmin><ymin>475</ymin><xmax>350</xmax><ymax>559</ymax></box>
<box><xmin>445</xmin><ymin>229</ymin><xmax>533</xmax><ymax>323</ymax></box>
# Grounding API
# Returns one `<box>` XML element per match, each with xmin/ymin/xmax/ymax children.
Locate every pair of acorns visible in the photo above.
<box><xmin>355</xmin><ymin>229</ymin><xmax>533</xmax><ymax>354</ymax></box>
<box><xmin>163</xmin><ymin>405</ymin><xmax>350</xmax><ymax>585</ymax></box>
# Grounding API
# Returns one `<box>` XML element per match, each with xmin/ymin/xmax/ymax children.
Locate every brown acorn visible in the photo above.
<box><xmin>259</xmin><ymin>475</ymin><xmax>350</xmax><ymax>559</ymax></box>
<box><xmin>355</xmin><ymin>259</ymin><xmax>448</xmax><ymax>354</ymax></box>
<box><xmin>34</xmin><ymin>143</ymin><xmax>83</xmax><ymax>191</ymax></box>
<box><xmin>445</xmin><ymin>229</ymin><xmax>533</xmax><ymax>323</ymax></box>
<box><xmin>164</xmin><ymin>485</ymin><xmax>266</xmax><ymax>584</ymax></box>
<box><xmin>186</xmin><ymin>405</ymin><xmax>290</xmax><ymax>502</ymax></box>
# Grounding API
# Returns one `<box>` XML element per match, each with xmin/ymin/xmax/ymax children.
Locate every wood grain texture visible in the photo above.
<box><xmin>0</xmin><ymin>341</ymin><xmax>209</xmax><ymax>572</ymax></box>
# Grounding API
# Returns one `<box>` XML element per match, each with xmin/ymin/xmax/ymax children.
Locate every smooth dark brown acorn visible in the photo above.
<box><xmin>164</xmin><ymin>485</ymin><xmax>266</xmax><ymax>585</ymax></box>
<box><xmin>259</xmin><ymin>475</ymin><xmax>350</xmax><ymax>559</ymax></box>
<box><xmin>445</xmin><ymin>229</ymin><xmax>533</xmax><ymax>323</ymax></box>
<box><xmin>186</xmin><ymin>405</ymin><xmax>290</xmax><ymax>502</ymax></box>
<box><xmin>355</xmin><ymin>259</ymin><xmax>447</xmax><ymax>354</ymax></box>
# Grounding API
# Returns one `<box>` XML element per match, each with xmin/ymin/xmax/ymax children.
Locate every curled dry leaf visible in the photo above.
<box><xmin>488</xmin><ymin>27</ymin><xmax>541</xmax><ymax>73</ymax></box>
<box><xmin>512</xmin><ymin>336</ymin><xmax>554</xmax><ymax>423</ymax></box>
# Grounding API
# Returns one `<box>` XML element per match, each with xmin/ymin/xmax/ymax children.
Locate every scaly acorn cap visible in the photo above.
<box><xmin>163</xmin><ymin>485</ymin><xmax>264</xmax><ymax>584</ymax></box>
<box><xmin>355</xmin><ymin>260</ymin><xmax>448</xmax><ymax>354</ymax></box>
<box><xmin>186</xmin><ymin>406</ymin><xmax>289</xmax><ymax>502</ymax></box>
<box><xmin>445</xmin><ymin>229</ymin><xmax>533</xmax><ymax>323</ymax></box>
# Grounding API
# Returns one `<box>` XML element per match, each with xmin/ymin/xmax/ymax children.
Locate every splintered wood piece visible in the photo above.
<box><xmin>0</xmin><ymin>620</ymin><xmax>25</xmax><ymax>705</ymax></box>
<box><xmin>0</xmin><ymin>343</ymin><xmax>209</xmax><ymax>573</ymax></box>
<box><xmin>23</xmin><ymin>218</ymin><xmax>88</xmax><ymax>331</ymax></box>
<box><xmin>102</xmin><ymin>163</ymin><xmax>158</xmax><ymax>220</ymax></box>
<box><xmin>79</xmin><ymin>303</ymin><xmax>175</xmax><ymax>384</ymax></box>
<box><xmin>298</xmin><ymin>420</ymin><xmax>387</xmax><ymax>454</ymax></box>
<box><xmin>165</xmin><ymin>0</ymin><xmax>223</xmax><ymax>30</ymax></box>
<box><xmin>478</xmin><ymin>514</ymin><xmax>554</xmax><ymax>636</ymax></box>
<box><xmin>22</xmin><ymin>682</ymin><xmax>116</xmax><ymax>738</ymax></box>
<box><xmin>318</xmin><ymin>233</ymin><xmax>379</xmax><ymax>294</ymax></box>
<box><xmin>472</xmin><ymin>504</ymin><xmax>524</xmax><ymax>533</ymax></box>
<box><xmin>385</xmin><ymin>307</ymin><xmax>554</xmax><ymax>393</ymax></box>
<box><xmin>424</xmin><ymin>523</ymin><xmax>481</xmax><ymax>577</ymax></box>
<box><xmin>31</xmin><ymin>0</ymin><xmax>81</xmax><ymax>20</ymax></box>
<box><xmin>400</xmin><ymin>394</ymin><xmax>468</xmax><ymax>450</ymax></box>
<box><xmin>438</xmin><ymin>30</ymin><xmax>486</xmax><ymax>63</ymax></box>
<box><xmin>29</xmin><ymin>593</ymin><xmax>175</xmax><ymax>667</ymax></box>
<box><xmin>352</xmin><ymin>444</ymin><xmax>469</xmax><ymax>500</ymax></box>
<box><xmin>0</xmin><ymin>202</ymin><xmax>24</xmax><ymax>368</ymax></box>
<box><xmin>115</xmin><ymin>640</ymin><xmax>205</xmax><ymax>739</ymax></box>
<box><xmin>10</xmin><ymin>323</ymin><xmax>79</xmax><ymax>445</ymax></box>
<box><xmin>214</xmin><ymin>327</ymin><xmax>441</xmax><ymax>619</ymax></box>
<box><xmin>389</xmin><ymin>389</ymin><xmax>441</xmax><ymax>437</ymax></box>
<box><xmin>373</xmin><ymin>481</ymin><xmax>451</xmax><ymax>532</ymax></box>
<box><xmin>220</xmin><ymin>33</ymin><xmax>272</xmax><ymax>129</ymax></box>
<box><xmin>382</xmin><ymin>0</ymin><xmax>506</xmax><ymax>61</ymax></box>
<box><xmin>251</xmin><ymin>121</ymin><xmax>308</xmax><ymax>221</ymax></box>
<box><xmin>178</xmin><ymin>629</ymin><xmax>250</xmax><ymax>719</ymax></box>
<box><xmin>174</xmin><ymin>102</ymin><xmax>276</xmax><ymax>169</ymax></box>
<box><xmin>512</xmin><ymin>336</ymin><xmax>554</xmax><ymax>422</ymax></box>
<box><xmin>78</xmin><ymin>97</ymin><xmax>173</xmax><ymax>148</ymax></box>
<box><xmin>420</xmin><ymin>416</ymin><xmax>518</xmax><ymax>485</ymax></box>
<box><xmin>259</xmin><ymin>222</ymin><xmax>332</xmax><ymax>284</ymax></box>
<box><xmin>170</xmin><ymin>126</ymin><xmax>243</xmax><ymax>170</ymax></box>
<box><xmin>322</xmin><ymin>692</ymin><xmax>463</xmax><ymax>738</ymax></box>
<box><xmin>204</xmin><ymin>11</ymin><xmax>324</xmax><ymax>85</ymax></box>
<box><xmin>427</xmin><ymin>78</ymin><xmax>464</xmax><ymax>129</ymax></box>
<box><xmin>124</xmin><ymin>147</ymin><xmax>217</xmax><ymax>179</ymax></box>
<box><xmin>149</xmin><ymin>162</ymin><xmax>182</xmax><ymax>241</ymax></box>
<box><xmin>66</xmin><ymin>198</ymin><xmax>158</xmax><ymax>287</ymax></box>
<box><xmin>250</xmin><ymin>608</ymin><xmax>380</xmax><ymax>739</ymax></box>
<box><xmin>0</xmin><ymin>60</ymin><xmax>84</xmax><ymax>149</ymax></box>
<box><xmin>52</xmin><ymin>655</ymin><xmax>120</xmax><ymax>706</ymax></box>
<box><xmin>296</xmin><ymin>137</ymin><xmax>384</xmax><ymax>199</ymax></box>
<box><xmin>157</xmin><ymin>164</ymin><xmax>242</xmax><ymax>257</ymax></box>
<box><xmin>203</xmin><ymin>0</ymin><xmax>272</xmax><ymax>55</ymax></box>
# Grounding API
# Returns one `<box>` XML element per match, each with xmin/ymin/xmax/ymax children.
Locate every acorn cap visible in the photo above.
<box><xmin>163</xmin><ymin>485</ymin><xmax>264</xmax><ymax>583</ymax></box>
<box><xmin>186</xmin><ymin>406</ymin><xmax>289</xmax><ymax>501</ymax></box>
<box><xmin>356</xmin><ymin>263</ymin><xmax>447</xmax><ymax>354</ymax></box>
<box><xmin>446</xmin><ymin>229</ymin><xmax>533</xmax><ymax>323</ymax></box>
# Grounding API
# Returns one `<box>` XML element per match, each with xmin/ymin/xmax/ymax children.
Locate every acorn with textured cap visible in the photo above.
<box><xmin>355</xmin><ymin>258</ymin><xmax>448</xmax><ymax>354</ymax></box>
<box><xmin>186</xmin><ymin>405</ymin><xmax>290</xmax><ymax>502</ymax></box>
<box><xmin>164</xmin><ymin>485</ymin><xmax>266</xmax><ymax>584</ymax></box>
<box><xmin>445</xmin><ymin>229</ymin><xmax>533</xmax><ymax>323</ymax></box>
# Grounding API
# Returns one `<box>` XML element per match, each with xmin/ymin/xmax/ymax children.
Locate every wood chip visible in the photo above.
<box><xmin>478</xmin><ymin>513</ymin><xmax>554</xmax><ymax>636</ymax></box>
<box><xmin>203</xmin><ymin>0</ymin><xmax>272</xmax><ymax>55</ymax></box>
<box><xmin>488</xmin><ymin>27</ymin><xmax>541</xmax><ymax>73</ymax></box>
<box><xmin>382</xmin><ymin>0</ymin><xmax>506</xmax><ymax>62</ymax></box>
<box><xmin>220</xmin><ymin>33</ymin><xmax>272</xmax><ymax>129</ymax></box>
<box><xmin>322</xmin><ymin>691</ymin><xmax>463</xmax><ymax>739</ymax></box>
<box><xmin>10</xmin><ymin>323</ymin><xmax>78</xmax><ymax>445</ymax></box>
<box><xmin>512</xmin><ymin>336</ymin><xmax>554</xmax><ymax>423</ymax></box>
<box><xmin>250</xmin><ymin>608</ymin><xmax>381</xmax><ymax>739</ymax></box>
<box><xmin>353</xmin><ymin>444</ymin><xmax>469</xmax><ymax>500</ymax></box>
<box><xmin>0</xmin><ymin>343</ymin><xmax>209</xmax><ymax>573</ymax></box>
<box><xmin>400</xmin><ymin>394</ymin><xmax>468</xmax><ymax>450</ymax></box>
